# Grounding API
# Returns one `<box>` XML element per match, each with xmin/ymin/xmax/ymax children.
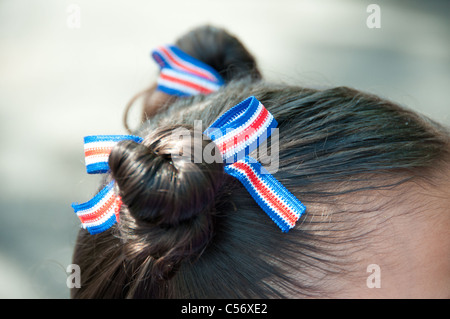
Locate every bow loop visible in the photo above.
<box><xmin>204</xmin><ymin>96</ymin><xmax>278</xmax><ymax>164</ymax></box>
<box><xmin>151</xmin><ymin>45</ymin><xmax>224</xmax><ymax>96</ymax></box>
<box><xmin>71</xmin><ymin>181</ymin><xmax>122</xmax><ymax>235</ymax></box>
<box><xmin>83</xmin><ymin>135</ymin><xmax>143</xmax><ymax>174</ymax></box>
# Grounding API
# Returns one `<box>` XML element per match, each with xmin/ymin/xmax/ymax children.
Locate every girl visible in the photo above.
<box><xmin>71</xmin><ymin>25</ymin><xmax>450</xmax><ymax>298</ymax></box>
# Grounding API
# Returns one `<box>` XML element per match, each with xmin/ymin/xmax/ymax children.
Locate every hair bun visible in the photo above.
<box><xmin>108</xmin><ymin>125</ymin><xmax>224</xmax><ymax>280</ymax></box>
<box><xmin>109</xmin><ymin>125</ymin><xmax>224</xmax><ymax>226</ymax></box>
<box><xmin>175</xmin><ymin>25</ymin><xmax>261</xmax><ymax>81</ymax></box>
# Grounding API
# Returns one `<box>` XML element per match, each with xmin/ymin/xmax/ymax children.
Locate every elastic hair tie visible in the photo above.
<box><xmin>71</xmin><ymin>97</ymin><xmax>306</xmax><ymax>234</ymax></box>
<box><xmin>151</xmin><ymin>45</ymin><xmax>224</xmax><ymax>96</ymax></box>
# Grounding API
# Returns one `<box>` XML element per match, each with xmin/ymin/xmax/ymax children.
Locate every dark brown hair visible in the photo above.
<box><xmin>71</xmin><ymin>78</ymin><xmax>450</xmax><ymax>298</ymax></box>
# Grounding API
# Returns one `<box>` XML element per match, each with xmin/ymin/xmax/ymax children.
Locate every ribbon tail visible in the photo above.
<box><xmin>71</xmin><ymin>181</ymin><xmax>121</xmax><ymax>235</ymax></box>
<box><xmin>205</xmin><ymin>96</ymin><xmax>278</xmax><ymax>164</ymax></box>
<box><xmin>224</xmin><ymin>156</ymin><xmax>306</xmax><ymax>232</ymax></box>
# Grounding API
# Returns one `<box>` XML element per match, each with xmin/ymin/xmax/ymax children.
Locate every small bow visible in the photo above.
<box><xmin>151</xmin><ymin>45</ymin><xmax>224</xmax><ymax>96</ymax></box>
<box><xmin>72</xmin><ymin>135</ymin><xmax>142</xmax><ymax>235</ymax></box>
<box><xmin>72</xmin><ymin>96</ymin><xmax>305</xmax><ymax>234</ymax></box>
<box><xmin>204</xmin><ymin>96</ymin><xmax>305</xmax><ymax>232</ymax></box>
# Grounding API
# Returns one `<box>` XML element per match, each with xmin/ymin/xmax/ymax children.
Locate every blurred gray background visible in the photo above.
<box><xmin>0</xmin><ymin>0</ymin><xmax>449</xmax><ymax>298</ymax></box>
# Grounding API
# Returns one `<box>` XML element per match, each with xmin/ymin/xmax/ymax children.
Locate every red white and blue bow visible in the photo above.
<box><xmin>151</xmin><ymin>45</ymin><xmax>224</xmax><ymax>96</ymax></box>
<box><xmin>71</xmin><ymin>135</ymin><xmax>142</xmax><ymax>235</ymax></box>
<box><xmin>204</xmin><ymin>96</ymin><xmax>306</xmax><ymax>232</ymax></box>
<box><xmin>72</xmin><ymin>96</ymin><xmax>305</xmax><ymax>234</ymax></box>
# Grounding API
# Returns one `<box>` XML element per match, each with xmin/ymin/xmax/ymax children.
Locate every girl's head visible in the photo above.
<box><xmin>71</xmin><ymin>26</ymin><xmax>450</xmax><ymax>298</ymax></box>
<box><xmin>72</xmin><ymin>80</ymin><xmax>450</xmax><ymax>298</ymax></box>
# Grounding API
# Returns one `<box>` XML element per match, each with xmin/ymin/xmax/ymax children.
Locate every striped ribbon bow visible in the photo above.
<box><xmin>151</xmin><ymin>45</ymin><xmax>224</xmax><ymax>96</ymax></box>
<box><xmin>72</xmin><ymin>96</ymin><xmax>305</xmax><ymax>234</ymax></box>
<box><xmin>204</xmin><ymin>96</ymin><xmax>305</xmax><ymax>232</ymax></box>
<box><xmin>72</xmin><ymin>135</ymin><xmax>142</xmax><ymax>235</ymax></box>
